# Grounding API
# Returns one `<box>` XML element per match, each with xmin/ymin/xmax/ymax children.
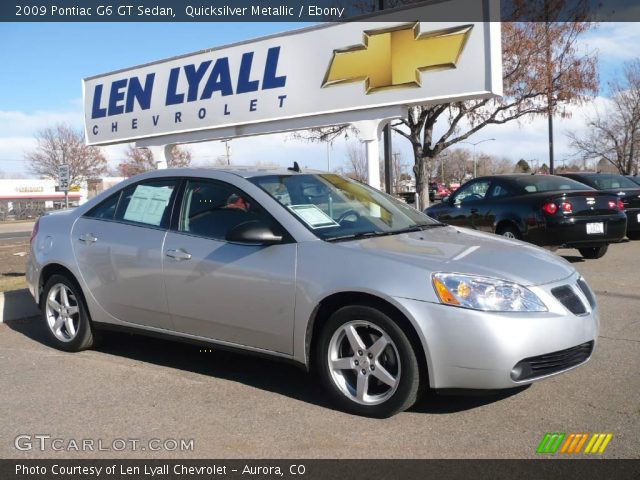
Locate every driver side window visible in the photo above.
<box><xmin>178</xmin><ymin>180</ymin><xmax>278</xmax><ymax>241</ymax></box>
<box><xmin>452</xmin><ymin>180</ymin><xmax>491</xmax><ymax>206</ymax></box>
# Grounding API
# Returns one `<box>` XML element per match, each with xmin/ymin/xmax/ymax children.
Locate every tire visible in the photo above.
<box><xmin>578</xmin><ymin>245</ymin><xmax>609</xmax><ymax>259</ymax></box>
<box><xmin>316</xmin><ymin>305</ymin><xmax>421</xmax><ymax>418</ymax></box>
<box><xmin>496</xmin><ymin>224</ymin><xmax>521</xmax><ymax>240</ymax></box>
<box><xmin>40</xmin><ymin>274</ymin><xmax>95</xmax><ymax>352</ymax></box>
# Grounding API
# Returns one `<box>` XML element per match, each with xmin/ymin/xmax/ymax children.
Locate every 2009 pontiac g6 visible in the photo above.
<box><xmin>27</xmin><ymin>168</ymin><xmax>598</xmax><ymax>417</ymax></box>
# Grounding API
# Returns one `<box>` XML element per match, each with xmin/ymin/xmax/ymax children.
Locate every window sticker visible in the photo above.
<box><xmin>123</xmin><ymin>185</ymin><xmax>173</xmax><ymax>226</ymax></box>
<box><xmin>288</xmin><ymin>204</ymin><xmax>339</xmax><ymax>229</ymax></box>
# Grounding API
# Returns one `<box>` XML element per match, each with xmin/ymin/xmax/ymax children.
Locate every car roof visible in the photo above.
<box><xmin>130</xmin><ymin>166</ymin><xmax>325</xmax><ymax>180</ymax></box>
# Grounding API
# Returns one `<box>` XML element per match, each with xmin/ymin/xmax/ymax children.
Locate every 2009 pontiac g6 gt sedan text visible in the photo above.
<box><xmin>26</xmin><ymin>168</ymin><xmax>599</xmax><ymax>417</ymax></box>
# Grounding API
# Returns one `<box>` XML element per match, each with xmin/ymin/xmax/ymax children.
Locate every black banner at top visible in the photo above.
<box><xmin>4</xmin><ymin>0</ymin><xmax>640</xmax><ymax>22</ymax></box>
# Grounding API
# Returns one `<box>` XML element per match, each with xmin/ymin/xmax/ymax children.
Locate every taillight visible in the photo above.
<box><xmin>561</xmin><ymin>201</ymin><xmax>573</xmax><ymax>213</ymax></box>
<box><xmin>617</xmin><ymin>199</ymin><xmax>625</xmax><ymax>211</ymax></box>
<box><xmin>542</xmin><ymin>202</ymin><xmax>558</xmax><ymax>215</ymax></box>
<box><xmin>30</xmin><ymin>218</ymin><xmax>39</xmax><ymax>246</ymax></box>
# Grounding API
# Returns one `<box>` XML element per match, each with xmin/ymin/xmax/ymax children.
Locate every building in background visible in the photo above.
<box><xmin>0</xmin><ymin>177</ymin><xmax>125</xmax><ymax>221</ymax></box>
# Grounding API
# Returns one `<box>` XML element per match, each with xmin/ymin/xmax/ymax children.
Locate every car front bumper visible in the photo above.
<box><xmin>394</xmin><ymin>273</ymin><xmax>599</xmax><ymax>390</ymax></box>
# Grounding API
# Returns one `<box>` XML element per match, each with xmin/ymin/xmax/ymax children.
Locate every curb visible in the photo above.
<box><xmin>0</xmin><ymin>289</ymin><xmax>40</xmax><ymax>323</ymax></box>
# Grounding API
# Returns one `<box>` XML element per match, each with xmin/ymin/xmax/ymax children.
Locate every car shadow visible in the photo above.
<box><xmin>409</xmin><ymin>385</ymin><xmax>530</xmax><ymax>414</ymax></box>
<box><xmin>5</xmin><ymin>317</ymin><xmax>528</xmax><ymax>416</ymax></box>
<box><xmin>561</xmin><ymin>255</ymin><xmax>584</xmax><ymax>263</ymax></box>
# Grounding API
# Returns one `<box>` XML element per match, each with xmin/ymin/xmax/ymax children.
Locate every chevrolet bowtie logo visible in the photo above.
<box><xmin>322</xmin><ymin>23</ymin><xmax>473</xmax><ymax>94</ymax></box>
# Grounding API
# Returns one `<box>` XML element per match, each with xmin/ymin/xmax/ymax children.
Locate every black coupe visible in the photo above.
<box><xmin>425</xmin><ymin>174</ymin><xmax>627</xmax><ymax>259</ymax></box>
<box><xmin>560</xmin><ymin>173</ymin><xmax>640</xmax><ymax>239</ymax></box>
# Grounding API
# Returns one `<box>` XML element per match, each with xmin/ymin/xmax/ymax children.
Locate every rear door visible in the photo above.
<box><xmin>72</xmin><ymin>178</ymin><xmax>178</xmax><ymax>329</ymax></box>
<box><xmin>162</xmin><ymin>178</ymin><xmax>297</xmax><ymax>354</ymax></box>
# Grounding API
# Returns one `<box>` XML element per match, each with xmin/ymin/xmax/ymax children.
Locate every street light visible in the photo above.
<box><xmin>460</xmin><ymin>138</ymin><xmax>496</xmax><ymax>178</ymax></box>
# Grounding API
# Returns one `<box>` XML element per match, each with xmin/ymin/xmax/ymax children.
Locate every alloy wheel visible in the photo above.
<box><xmin>45</xmin><ymin>283</ymin><xmax>80</xmax><ymax>342</ymax></box>
<box><xmin>327</xmin><ymin>320</ymin><xmax>401</xmax><ymax>406</ymax></box>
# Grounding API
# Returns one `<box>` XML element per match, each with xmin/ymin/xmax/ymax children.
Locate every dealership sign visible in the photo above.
<box><xmin>83</xmin><ymin>0</ymin><xmax>502</xmax><ymax>146</ymax></box>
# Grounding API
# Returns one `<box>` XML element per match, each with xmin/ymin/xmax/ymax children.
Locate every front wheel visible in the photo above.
<box><xmin>41</xmin><ymin>274</ymin><xmax>95</xmax><ymax>352</ymax></box>
<box><xmin>579</xmin><ymin>245</ymin><xmax>609</xmax><ymax>259</ymax></box>
<box><xmin>316</xmin><ymin>305</ymin><xmax>421</xmax><ymax>418</ymax></box>
<box><xmin>496</xmin><ymin>224</ymin><xmax>521</xmax><ymax>240</ymax></box>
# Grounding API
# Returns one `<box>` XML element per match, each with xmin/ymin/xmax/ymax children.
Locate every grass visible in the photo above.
<box><xmin>0</xmin><ymin>274</ymin><xmax>27</xmax><ymax>293</ymax></box>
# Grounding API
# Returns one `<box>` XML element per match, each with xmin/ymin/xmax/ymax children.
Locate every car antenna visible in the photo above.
<box><xmin>288</xmin><ymin>161</ymin><xmax>301</xmax><ymax>173</ymax></box>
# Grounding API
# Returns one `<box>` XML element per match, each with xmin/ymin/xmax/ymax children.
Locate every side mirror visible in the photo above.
<box><xmin>226</xmin><ymin>221</ymin><xmax>284</xmax><ymax>245</ymax></box>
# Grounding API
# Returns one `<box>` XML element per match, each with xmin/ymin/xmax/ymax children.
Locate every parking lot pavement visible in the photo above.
<box><xmin>0</xmin><ymin>241</ymin><xmax>638</xmax><ymax>459</ymax></box>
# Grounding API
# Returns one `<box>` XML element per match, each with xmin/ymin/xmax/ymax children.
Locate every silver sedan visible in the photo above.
<box><xmin>26</xmin><ymin>168</ymin><xmax>599</xmax><ymax>417</ymax></box>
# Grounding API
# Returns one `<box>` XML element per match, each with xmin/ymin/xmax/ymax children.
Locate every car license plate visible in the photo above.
<box><xmin>586</xmin><ymin>222</ymin><xmax>604</xmax><ymax>234</ymax></box>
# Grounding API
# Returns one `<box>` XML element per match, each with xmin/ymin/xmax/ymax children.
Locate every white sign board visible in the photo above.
<box><xmin>58</xmin><ymin>164</ymin><xmax>70</xmax><ymax>191</ymax></box>
<box><xmin>83</xmin><ymin>0</ymin><xmax>502</xmax><ymax>146</ymax></box>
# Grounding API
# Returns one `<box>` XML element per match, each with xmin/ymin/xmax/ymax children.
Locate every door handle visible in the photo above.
<box><xmin>78</xmin><ymin>233</ymin><xmax>98</xmax><ymax>244</ymax></box>
<box><xmin>470</xmin><ymin>208</ymin><xmax>478</xmax><ymax>214</ymax></box>
<box><xmin>165</xmin><ymin>249</ymin><xmax>192</xmax><ymax>261</ymax></box>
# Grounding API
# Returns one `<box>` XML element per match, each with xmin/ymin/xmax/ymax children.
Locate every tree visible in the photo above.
<box><xmin>296</xmin><ymin>1</ymin><xmax>597</xmax><ymax>207</ymax></box>
<box><xmin>26</xmin><ymin>123</ymin><xmax>107</xmax><ymax>185</ymax></box>
<box><xmin>569</xmin><ymin>60</ymin><xmax>640</xmax><ymax>175</ymax></box>
<box><xmin>343</xmin><ymin>141</ymin><xmax>368</xmax><ymax>182</ymax></box>
<box><xmin>514</xmin><ymin>159</ymin><xmax>532</xmax><ymax>173</ymax></box>
<box><xmin>118</xmin><ymin>145</ymin><xmax>192</xmax><ymax>177</ymax></box>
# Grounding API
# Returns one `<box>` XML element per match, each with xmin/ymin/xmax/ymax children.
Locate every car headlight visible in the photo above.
<box><xmin>432</xmin><ymin>273</ymin><xmax>547</xmax><ymax>312</ymax></box>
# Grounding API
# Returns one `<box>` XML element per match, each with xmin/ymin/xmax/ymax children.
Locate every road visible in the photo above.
<box><xmin>0</xmin><ymin>240</ymin><xmax>638</xmax><ymax>459</ymax></box>
<box><xmin>0</xmin><ymin>221</ymin><xmax>34</xmax><ymax>240</ymax></box>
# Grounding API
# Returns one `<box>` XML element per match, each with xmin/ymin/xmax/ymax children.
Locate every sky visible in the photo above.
<box><xmin>1</xmin><ymin>21</ymin><xmax>639</xmax><ymax>178</ymax></box>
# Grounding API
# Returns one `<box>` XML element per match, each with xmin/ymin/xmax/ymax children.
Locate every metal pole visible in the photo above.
<box><xmin>473</xmin><ymin>145</ymin><xmax>477</xmax><ymax>178</ymax></box>
<box><xmin>378</xmin><ymin>0</ymin><xmax>393</xmax><ymax>194</ymax></box>
<box><xmin>545</xmin><ymin>6</ymin><xmax>555</xmax><ymax>174</ymax></box>
<box><xmin>384</xmin><ymin>124</ymin><xmax>393</xmax><ymax>194</ymax></box>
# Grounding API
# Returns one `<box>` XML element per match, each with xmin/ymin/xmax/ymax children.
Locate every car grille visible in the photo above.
<box><xmin>551</xmin><ymin>285</ymin><xmax>587</xmax><ymax>315</ymax></box>
<box><xmin>511</xmin><ymin>341</ymin><xmax>594</xmax><ymax>382</ymax></box>
<box><xmin>576</xmin><ymin>278</ymin><xmax>596</xmax><ymax>309</ymax></box>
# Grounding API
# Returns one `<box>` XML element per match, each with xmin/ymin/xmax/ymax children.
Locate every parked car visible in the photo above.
<box><xmin>425</xmin><ymin>174</ymin><xmax>627</xmax><ymax>259</ymax></box>
<box><xmin>428</xmin><ymin>182</ymin><xmax>451</xmax><ymax>202</ymax></box>
<box><xmin>626</xmin><ymin>175</ymin><xmax>640</xmax><ymax>186</ymax></box>
<box><xmin>559</xmin><ymin>172</ymin><xmax>640</xmax><ymax>239</ymax></box>
<box><xmin>28</xmin><ymin>169</ymin><xmax>599</xmax><ymax>417</ymax></box>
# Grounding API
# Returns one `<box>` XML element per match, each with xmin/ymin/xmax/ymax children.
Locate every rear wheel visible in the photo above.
<box><xmin>496</xmin><ymin>224</ymin><xmax>521</xmax><ymax>240</ymax></box>
<box><xmin>578</xmin><ymin>245</ymin><xmax>609</xmax><ymax>259</ymax></box>
<box><xmin>41</xmin><ymin>274</ymin><xmax>95</xmax><ymax>352</ymax></box>
<box><xmin>316</xmin><ymin>305</ymin><xmax>421</xmax><ymax>418</ymax></box>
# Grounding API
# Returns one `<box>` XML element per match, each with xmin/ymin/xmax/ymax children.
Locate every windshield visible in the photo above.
<box><xmin>250</xmin><ymin>173</ymin><xmax>439</xmax><ymax>241</ymax></box>
<box><xmin>513</xmin><ymin>176</ymin><xmax>593</xmax><ymax>193</ymax></box>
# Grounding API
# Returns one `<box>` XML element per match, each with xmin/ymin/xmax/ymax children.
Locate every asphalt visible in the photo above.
<box><xmin>0</xmin><ymin>240</ymin><xmax>638</xmax><ymax>459</ymax></box>
<box><xmin>0</xmin><ymin>221</ymin><xmax>34</xmax><ymax>240</ymax></box>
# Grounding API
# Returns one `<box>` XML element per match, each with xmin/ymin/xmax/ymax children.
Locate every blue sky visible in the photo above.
<box><xmin>0</xmin><ymin>22</ymin><xmax>312</xmax><ymax>112</ymax></box>
<box><xmin>1</xmin><ymin>22</ymin><xmax>639</xmax><ymax>177</ymax></box>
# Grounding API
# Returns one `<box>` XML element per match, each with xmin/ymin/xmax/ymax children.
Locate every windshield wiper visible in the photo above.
<box><xmin>326</xmin><ymin>223</ymin><xmax>446</xmax><ymax>242</ymax></box>
<box><xmin>386</xmin><ymin>223</ymin><xmax>447</xmax><ymax>235</ymax></box>
<box><xmin>325</xmin><ymin>231</ymin><xmax>387</xmax><ymax>242</ymax></box>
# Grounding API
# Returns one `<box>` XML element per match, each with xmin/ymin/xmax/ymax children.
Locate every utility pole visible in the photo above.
<box><xmin>544</xmin><ymin>3</ymin><xmax>555</xmax><ymax>174</ymax></box>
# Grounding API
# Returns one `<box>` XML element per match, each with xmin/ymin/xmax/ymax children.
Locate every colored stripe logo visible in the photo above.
<box><xmin>537</xmin><ymin>433</ymin><xmax>612</xmax><ymax>454</ymax></box>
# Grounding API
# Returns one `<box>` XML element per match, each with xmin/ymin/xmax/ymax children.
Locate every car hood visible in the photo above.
<box><xmin>335</xmin><ymin>226</ymin><xmax>576</xmax><ymax>287</ymax></box>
